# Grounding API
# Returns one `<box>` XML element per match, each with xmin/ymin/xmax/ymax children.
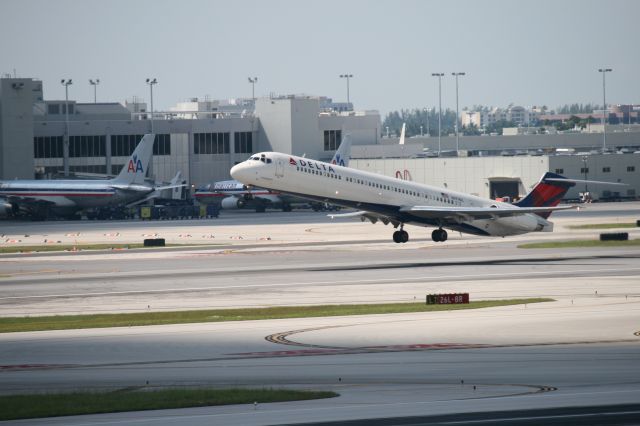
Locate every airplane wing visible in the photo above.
<box><xmin>400</xmin><ymin>205</ymin><xmax>575</xmax><ymax>221</ymax></box>
<box><xmin>328</xmin><ymin>210</ymin><xmax>400</xmax><ymax>227</ymax></box>
<box><xmin>153</xmin><ymin>183</ymin><xmax>186</xmax><ymax>191</ymax></box>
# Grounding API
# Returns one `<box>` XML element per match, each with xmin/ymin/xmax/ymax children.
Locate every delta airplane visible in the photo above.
<box><xmin>230</xmin><ymin>151</ymin><xmax>622</xmax><ymax>243</ymax></box>
<box><xmin>0</xmin><ymin>134</ymin><xmax>182</xmax><ymax>219</ymax></box>
<box><xmin>196</xmin><ymin>135</ymin><xmax>351</xmax><ymax>212</ymax></box>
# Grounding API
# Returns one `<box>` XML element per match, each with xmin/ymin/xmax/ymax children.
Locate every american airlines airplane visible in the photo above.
<box><xmin>196</xmin><ymin>135</ymin><xmax>352</xmax><ymax>212</ymax></box>
<box><xmin>230</xmin><ymin>151</ymin><xmax>618</xmax><ymax>243</ymax></box>
<box><xmin>0</xmin><ymin>134</ymin><xmax>180</xmax><ymax>219</ymax></box>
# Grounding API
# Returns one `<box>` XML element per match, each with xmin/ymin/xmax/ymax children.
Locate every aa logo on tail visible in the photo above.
<box><xmin>127</xmin><ymin>155</ymin><xmax>144</xmax><ymax>173</ymax></box>
<box><xmin>331</xmin><ymin>155</ymin><xmax>345</xmax><ymax>167</ymax></box>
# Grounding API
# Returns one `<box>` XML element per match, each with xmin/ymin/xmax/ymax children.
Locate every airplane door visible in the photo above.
<box><xmin>275</xmin><ymin>159</ymin><xmax>284</xmax><ymax>178</ymax></box>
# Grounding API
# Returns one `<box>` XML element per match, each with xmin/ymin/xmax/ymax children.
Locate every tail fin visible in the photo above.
<box><xmin>398</xmin><ymin>123</ymin><xmax>406</xmax><ymax>145</ymax></box>
<box><xmin>331</xmin><ymin>133</ymin><xmax>351</xmax><ymax>167</ymax></box>
<box><xmin>170</xmin><ymin>171</ymin><xmax>183</xmax><ymax>200</ymax></box>
<box><xmin>112</xmin><ymin>134</ymin><xmax>155</xmax><ymax>184</ymax></box>
<box><xmin>515</xmin><ymin>172</ymin><xmax>575</xmax><ymax>218</ymax></box>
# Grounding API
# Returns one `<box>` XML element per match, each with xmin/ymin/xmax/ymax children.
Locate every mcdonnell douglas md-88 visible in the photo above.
<box><xmin>196</xmin><ymin>134</ymin><xmax>352</xmax><ymax>212</ymax></box>
<box><xmin>0</xmin><ymin>134</ymin><xmax>180</xmax><ymax>219</ymax></box>
<box><xmin>230</xmin><ymin>151</ymin><xmax>622</xmax><ymax>243</ymax></box>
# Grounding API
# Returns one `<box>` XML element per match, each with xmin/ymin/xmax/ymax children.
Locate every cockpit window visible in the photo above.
<box><xmin>266</xmin><ymin>158</ymin><xmax>272</xmax><ymax>163</ymax></box>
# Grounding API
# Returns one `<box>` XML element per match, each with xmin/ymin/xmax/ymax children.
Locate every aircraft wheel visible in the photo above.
<box><xmin>392</xmin><ymin>231</ymin><xmax>401</xmax><ymax>243</ymax></box>
<box><xmin>431</xmin><ymin>229</ymin><xmax>448</xmax><ymax>242</ymax></box>
<box><xmin>400</xmin><ymin>230</ymin><xmax>409</xmax><ymax>243</ymax></box>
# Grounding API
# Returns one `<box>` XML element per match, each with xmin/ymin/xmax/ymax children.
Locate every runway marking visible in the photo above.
<box><xmin>0</xmin><ymin>363</ymin><xmax>75</xmax><ymax>371</ymax></box>
<box><xmin>2</xmin><ymin>266</ymin><xmax>640</xmax><ymax>301</ymax></box>
<box><xmin>439</xmin><ymin>409</ymin><xmax>640</xmax><ymax>424</ymax></box>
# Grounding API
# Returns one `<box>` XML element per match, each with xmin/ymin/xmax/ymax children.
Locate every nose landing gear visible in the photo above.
<box><xmin>392</xmin><ymin>225</ymin><xmax>409</xmax><ymax>243</ymax></box>
<box><xmin>431</xmin><ymin>228</ymin><xmax>448</xmax><ymax>242</ymax></box>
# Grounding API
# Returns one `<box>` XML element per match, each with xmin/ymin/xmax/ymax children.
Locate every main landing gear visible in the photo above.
<box><xmin>431</xmin><ymin>228</ymin><xmax>448</xmax><ymax>242</ymax></box>
<box><xmin>392</xmin><ymin>225</ymin><xmax>409</xmax><ymax>243</ymax></box>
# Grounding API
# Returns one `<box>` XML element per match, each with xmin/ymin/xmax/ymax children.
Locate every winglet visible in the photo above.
<box><xmin>112</xmin><ymin>134</ymin><xmax>155</xmax><ymax>185</ymax></box>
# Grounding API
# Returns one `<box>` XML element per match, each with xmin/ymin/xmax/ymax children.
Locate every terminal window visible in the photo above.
<box><xmin>324</xmin><ymin>130</ymin><xmax>342</xmax><ymax>151</ymax></box>
<box><xmin>602</xmin><ymin>167</ymin><xmax>611</xmax><ymax>173</ymax></box>
<box><xmin>111</xmin><ymin>134</ymin><xmax>144</xmax><ymax>157</ymax></box>
<box><xmin>234</xmin><ymin>132</ymin><xmax>253</xmax><ymax>153</ymax></box>
<box><xmin>627</xmin><ymin>166</ymin><xmax>635</xmax><ymax>172</ymax></box>
<box><xmin>194</xmin><ymin>132</ymin><xmax>230</xmax><ymax>154</ymax></box>
<box><xmin>69</xmin><ymin>135</ymin><xmax>106</xmax><ymax>158</ymax></box>
<box><xmin>153</xmin><ymin>134</ymin><xmax>171</xmax><ymax>156</ymax></box>
<box><xmin>33</xmin><ymin>136</ymin><xmax>63</xmax><ymax>158</ymax></box>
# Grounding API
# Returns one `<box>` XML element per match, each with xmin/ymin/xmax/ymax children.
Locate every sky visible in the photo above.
<box><xmin>1</xmin><ymin>0</ymin><xmax>638</xmax><ymax>116</ymax></box>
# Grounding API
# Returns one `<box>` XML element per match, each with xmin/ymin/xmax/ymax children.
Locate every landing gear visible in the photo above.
<box><xmin>392</xmin><ymin>225</ymin><xmax>409</xmax><ymax>243</ymax></box>
<box><xmin>431</xmin><ymin>228</ymin><xmax>448</xmax><ymax>242</ymax></box>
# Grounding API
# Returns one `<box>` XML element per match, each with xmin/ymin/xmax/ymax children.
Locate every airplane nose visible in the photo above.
<box><xmin>230</xmin><ymin>163</ymin><xmax>247</xmax><ymax>182</ymax></box>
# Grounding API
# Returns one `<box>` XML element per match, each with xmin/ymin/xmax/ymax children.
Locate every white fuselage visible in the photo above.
<box><xmin>231</xmin><ymin>152</ymin><xmax>551</xmax><ymax>237</ymax></box>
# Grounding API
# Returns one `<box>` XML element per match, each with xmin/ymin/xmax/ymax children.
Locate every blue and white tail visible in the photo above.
<box><xmin>331</xmin><ymin>133</ymin><xmax>351</xmax><ymax>167</ymax></box>
<box><xmin>112</xmin><ymin>134</ymin><xmax>155</xmax><ymax>185</ymax></box>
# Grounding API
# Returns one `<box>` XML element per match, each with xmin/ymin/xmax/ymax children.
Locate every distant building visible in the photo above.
<box><xmin>462</xmin><ymin>105</ymin><xmax>539</xmax><ymax>128</ymax></box>
<box><xmin>0</xmin><ymin>77</ymin><xmax>381</xmax><ymax>187</ymax></box>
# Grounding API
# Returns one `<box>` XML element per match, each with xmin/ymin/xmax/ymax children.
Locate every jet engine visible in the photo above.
<box><xmin>0</xmin><ymin>202</ymin><xmax>17</xmax><ymax>218</ymax></box>
<box><xmin>220</xmin><ymin>196</ymin><xmax>244</xmax><ymax>210</ymax></box>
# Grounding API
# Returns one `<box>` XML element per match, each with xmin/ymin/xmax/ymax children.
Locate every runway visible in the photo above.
<box><xmin>0</xmin><ymin>202</ymin><xmax>639</xmax><ymax>425</ymax></box>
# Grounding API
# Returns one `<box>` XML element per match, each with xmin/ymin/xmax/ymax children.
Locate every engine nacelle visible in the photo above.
<box><xmin>220</xmin><ymin>196</ymin><xmax>243</xmax><ymax>210</ymax></box>
<box><xmin>0</xmin><ymin>202</ymin><xmax>16</xmax><ymax>218</ymax></box>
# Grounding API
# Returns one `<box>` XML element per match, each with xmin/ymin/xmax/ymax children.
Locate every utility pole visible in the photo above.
<box><xmin>61</xmin><ymin>79</ymin><xmax>73</xmax><ymax>176</ymax></box>
<box><xmin>431</xmin><ymin>73</ymin><xmax>444</xmax><ymax>155</ymax></box>
<box><xmin>146</xmin><ymin>78</ymin><xmax>157</xmax><ymax>133</ymax></box>
<box><xmin>89</xmin><ymin>79</ymin><xmax>100</xmax><ymax>103</ymax></box>
<box><xmin>452</xmin><ymin>72</ymin><xmax>466</xmax><ymax>153</ymax></box>
<box><xmin>339</xmin><ymin>74</ymin><xmax>353</xmax><ymax>108</ymax></box>
<box><xmin>248</xmin><ymin>77</ymin><xmax>258</xmax><ymax>101</ymax></box>
<box><xmin>598</xmin><ymin>68</ymin><xmax>612</xmax><ymax>152</ymax></box>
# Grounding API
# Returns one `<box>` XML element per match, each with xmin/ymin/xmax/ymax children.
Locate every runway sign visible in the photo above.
<box><xmin>426</xmin><ymin>293</ymin><xmax>469</xmax><ymax>305</ymax></box>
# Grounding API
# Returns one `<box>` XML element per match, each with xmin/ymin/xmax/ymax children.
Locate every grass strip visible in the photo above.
<box><xmin>0</xmin><ymin>388</ymin><xmax>338</xmax><ymax>421</ymax></box>
<box><xmin>0</xmin><ymin>243</ymin><xmax>216</xmax><ymax>254</ymax></box>
<box><xmin>0</xmin><ymin>299</ymin><xmax>551</xmax><ymax>333</ymax></box>
<box><xmin>568</xmin><ymin>223</ymin><xmax>638</xmax><ymax>230</ymax></box>
<box><xmin>518</xmin><ymin>239</ymin><xmax>640</xmax><ymax>249</ymax></box>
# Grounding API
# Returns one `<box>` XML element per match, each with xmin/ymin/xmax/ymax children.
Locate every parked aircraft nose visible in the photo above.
<box><xmin>230</xmin><ymin>162</ymin><xmax>250</xmax><ymax>183</ymax></box>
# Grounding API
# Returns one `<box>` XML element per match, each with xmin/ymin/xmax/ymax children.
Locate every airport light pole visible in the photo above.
<box><xmin>248</xmin><ymin>77</ymin><xmax>258</xmax><ymax>101</ymax></box>
<box><xmin>598</xmin><ymin>68</ymin><xmax>612</xmax><ymax>152</ymax></box>
<box><xmin>61</xmin><ymin>79</ymin><xmax>72</xmax><ymax>176</ymax></box>
<box><xmin>89</xmin><ymin>79</ymin><xmax>100</xmax><ymax>103</ymax></box>
<box><xmin>582</xmin><ymin>155</ymin><xmax>589</xmax><ymax>194</ymax></box>
<box><xmin>431</xmin><ymin>73</ymin><xmax>444</xmax><ymax>155</ymax></box>
<box><xmin>339</xmin><ymin>74</ymin><xmax>353</xmax><ymax>107</ymax></box>
<box><xmin>452</xmin><ymin>72</ymin><xmax>466</xmax><ymax>153</ymax></box>
<box><xmin>146</xmin><ymin>78</ymin><xmax>157</xmax><ymax>133</ymax></box>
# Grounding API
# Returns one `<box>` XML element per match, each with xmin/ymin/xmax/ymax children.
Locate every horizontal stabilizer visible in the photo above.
<box><xmin>545</xmin><ymin>178</ymin><xmax>628</xmax><ymax>186</ymax></box>
<box><xmin>401</xmin><ymin>205</ymin><xmax>575</xmax><ymax>220</ymax></box>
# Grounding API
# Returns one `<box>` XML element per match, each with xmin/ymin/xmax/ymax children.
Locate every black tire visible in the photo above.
<box><xmin>392</xmin><ymin>231</ymin><xmax>401</xmax><ymax>243</ymax></box>
<box><xmin>400</xmin><ymin>230</ymin><xmax>409</xmax><ymax>243</ymax></box>
<box><xmin>431</xmin><ymin>229</ymin><xmax>441</xmax><ymax>242</ymax></box>
<box><xmin>441</xmin><ymin>229</ymin><xmax>448</xmax><ymax>242</ymax></box>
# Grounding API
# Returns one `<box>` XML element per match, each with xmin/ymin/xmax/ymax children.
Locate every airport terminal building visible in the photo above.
<box><xmin>1</xmin><ymin>76</ymin><xmax>639</xmax><ymax>202</ymax></box>
<box><xmin>0</xmin><ymin>77</ymin><xmax>380</xmax><ymax>188</ymax></box>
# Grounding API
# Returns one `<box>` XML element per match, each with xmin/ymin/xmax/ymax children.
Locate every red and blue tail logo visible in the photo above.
<box><xmin>515</xmin><ymin>172</ymin><xmax>575</xmax><ymax>219</ymax></box>
<box><xmin>127</xmin><ymin>155</ymin><xmax>144</xmax><ymax>173</ymax></box>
